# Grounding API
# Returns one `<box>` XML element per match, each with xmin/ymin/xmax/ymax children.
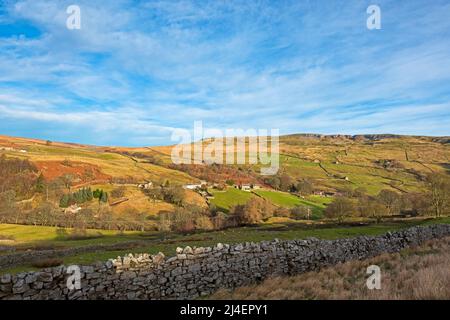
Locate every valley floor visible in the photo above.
<box><xmin>210</xmin><ymin>236</ymin><xmax>450</xmax><ymax>300</ymax></box>
<box><xmin>1</xmin><ymin>217</ymin><xmax>450</xmax><ymax>275</ymax></box>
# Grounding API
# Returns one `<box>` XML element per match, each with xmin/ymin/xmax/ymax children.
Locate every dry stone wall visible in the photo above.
<box><xmin>1</xmin><ymin>224</ymin><xmax>450</xmax><ymax>300</ymax></box>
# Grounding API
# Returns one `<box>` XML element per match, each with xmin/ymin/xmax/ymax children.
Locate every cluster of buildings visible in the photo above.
<box><xmin>137</xmin><ymin>181</ymin><xmax>153</xmax><ymax>190</ymax></box>
<box><xmin>64</xmin><ymin>204</ymin><xmax>82</xmax><ymax>214</ymax></box>
<box><xmin>233</xmin><ymin>184</ymin><xmax>261</xmax><ymax>192</ymax></box>
<box><xmin>183</xmin><ymin>181</ymin><xmax>207</xmax><ymax>190</ymax></box>
<box><xmin>312</xmin><ymin>190</ymin><xmax>340</xmax><ymax>197</ymax></box>
<box><xmin>183</xmin><ymin>180</ymin><xmax>262</xmax><ymax>193</ymax></box>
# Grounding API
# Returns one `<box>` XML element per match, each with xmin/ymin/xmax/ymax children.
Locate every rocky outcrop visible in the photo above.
<box><xmin>1</xmin><ymin>224</ymin><xmax>450</xmax><ymax>300</ymax></box>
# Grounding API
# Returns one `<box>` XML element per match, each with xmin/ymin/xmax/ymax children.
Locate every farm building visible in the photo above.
<box><xmin>64</xmin><ymin>204</ymin><xmax>82</xmax><ymax>215</ymax></box>
<box><xmin>184</xmin><ymin>181</ymin><xmax>207</xmax><ymax>190</ymax></box>
<box><xmin>235</xmin><ymin>184</ymin><xmax>261</xmax><ymax>192</ymax></box>
<box><xmin>138</xmin><ymin>181</ymin><xmax>153</xmax><ymax>189</ymax></box>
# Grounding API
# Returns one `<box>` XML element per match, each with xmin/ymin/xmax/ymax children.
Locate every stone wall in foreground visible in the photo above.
<box><xmin>1</xmin><ymin>224</ymin><xmax>450</xmax><ymax>300</ymax></box>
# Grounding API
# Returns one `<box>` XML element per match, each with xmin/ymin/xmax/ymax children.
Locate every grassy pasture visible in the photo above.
<box><xmin>254</xmin><ymin>189</ymin><xmax>302</xmax><ymax>207</ymax></box>
<box><xmin>209</xmin><ymin>188</ymin><xmax>255</xmax><ymax>212</ymax></box>
<box><xmin>0</xmin><ymin>224</ymin><xmax>141</xmax><ymax>248</ymax></box>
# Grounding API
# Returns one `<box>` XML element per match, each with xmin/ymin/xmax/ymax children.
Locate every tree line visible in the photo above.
<box><xmin>59</xmin><ymin>187</ymin><xmax>109</xmax><ymax>208</ymax></box>
<box><xmin>324</xmin><ymin>173</ymin><xmax>449</xmax><ymax>222</ymax></box>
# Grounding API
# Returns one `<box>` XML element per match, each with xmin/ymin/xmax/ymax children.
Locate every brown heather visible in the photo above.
<box><xmin>211</xmin><ymin>237</ymin><xmax>450</xmax><ymax>300</ymax></box>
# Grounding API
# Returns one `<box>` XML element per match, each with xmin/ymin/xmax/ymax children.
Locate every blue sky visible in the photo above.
<box><xmin>0</xmin><ymin>0</ymin><xmax>449</xmax><ymax>146</ymax></box>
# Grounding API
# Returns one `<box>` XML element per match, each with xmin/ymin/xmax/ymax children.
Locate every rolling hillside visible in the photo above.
<box><xmin>0</xmin><ymin>133</ymin><xmax>449</xmax><ymax>217</ymax></box>
<box><xmin>138</xmin><ymin>133</ymin><xmax>449</xmax><ymax>195</ymax></box>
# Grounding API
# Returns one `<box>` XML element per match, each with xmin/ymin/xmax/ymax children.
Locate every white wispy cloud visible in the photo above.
<box><xmin>0</xmin><ymin>0</ymin><xmax>449</xmax><ymax>145</ymax></box>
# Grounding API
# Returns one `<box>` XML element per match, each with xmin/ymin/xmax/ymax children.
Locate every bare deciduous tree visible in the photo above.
<box><xmin>427</xmin><ymin>173</ymin><xmax>450</xmax><ymax>217</ymax></box>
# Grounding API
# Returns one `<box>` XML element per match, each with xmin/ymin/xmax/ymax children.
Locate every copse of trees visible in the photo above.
<box><xmin>0</xmin><ymin>155</ymin><xmax>39</xmax><ymax>198</ymax></box>
<box><xmin>92</xmin><ymin>188</ymin><xmax>108</xmax><ymax>203</ymax></box>
<box><xmin>325</xmin><ymin>173</ymin><xmax>450</xmax><ymax>223</ymax></box>
<box><xmin>326</xmin><ymin>191</ymin><xmax>415</xmax><ymax>224</ymax></box>
<box><xmin>357</xmin><ymin>195</ymin><xmax>387</xmax><ymax>222</ymax></box>
<box><xmin>157</xmin><ymin>205</ymin><xmax>215</xmax><ymax>233</ymax></box>
<box><xmin>144</xmin><ymin>187</ymin><xmax>163</xmax><ymax>203</ymax></box>
<box><xmin>292</xmin><ymin>179</ymin><xmax>314</xmax><ymax>195</ymax></box>
<box><xmin>59</xmin><ymin>187</ymin><xmax>95</xmax><ymax>208</ymax></box>
<box><xmin>377</xmin><ymin>189</ymin><xmax>401</xmax><ymax>215</ymax></box>
<box><xmin>35</xmin><ymin>173</ymin><xmax>46</xmax><ymax>193</ymax></box>
<box><xmin>100</xmin><ymin>190</ymin><xmax>109</xmax><ymax>203</ymax></box>
<box><xmin>262</xmin><ymin>173</ymin><xmax>295</xmax><ymax>192</ymax></box>
<box><xmin>93</xmin><ymin>188</ymin><xmax>102</xmax><ymax>199</ymax></box>
<box><xmin>263</xmin><ymin>176</ymin><xmax>281</xmax><ymax>190</ymax></box>
<box><xmin>231</xmin><ymin>197</ymin><xmax>275</xmax><ymax>224</ymax></box>
<box><xmin>290</xmin><ymin>205</ymin><xmax>312</xmax><ymax>220</ymax></box>
<box><xmin>402</xmin><ymin>192</ymin><xmax>430</xmax><ymax>216</ymax></box>
<box><xmin>263</xmin><ymin>173</ymin><xmax>315</xmax><ymax>195</ymax></box>
<box><xmin>427</xmin><ymin>173</ymin><xmax>450</xmax><ymax>217</ymax></box>
<box><xmin>143</xmin><ymin>185</ymin><xmax>186</xmax><ymax>207</ymax></box>
<box><xmin>225</xmin><ymin>179</ymin><xmax>235</xmax><ymax>186</ymax></box>
<box><xmin>162</xmin><ymin>186</ymin><xmax>185</xmax><ymax>206</ymax></box>
<box><xmin>0</xmin><ymin>190</ymin><xmax>17</xmax><ymax>223</ymax></box>
<box><xmin>324</xmin><ymin>197</ymin><xmax>356</xmax><ymax>223</ymax></box>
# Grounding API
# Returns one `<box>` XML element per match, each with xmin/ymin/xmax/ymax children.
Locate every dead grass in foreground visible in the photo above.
<box><xmin>210</xmin><ymin>237</ymin><xmax>450</xmax><ymax>300</ymax></box>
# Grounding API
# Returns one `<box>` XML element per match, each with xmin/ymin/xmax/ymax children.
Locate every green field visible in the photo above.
<box><xmin>209</xmin><ymin>188</ymin><xmax>255</xmax><ymax>212</ymax></box>
<box><xmin>254</xmin><ymin>189</ymin><xmax>330</xmax><ymax>219</ymax></box>
<box><xmin>0</xmin><ymin>224</ymin><xmax>142</xmax><ymax>249</ymax></box>
<box><xmin>254</xmin><ymin>189</ymin><xmax>303</xmax><ymax>207</ymax></box>
<box><xmin>209</xmin><ymin>187</ymin><xmax>332</xmax><ymax>219</ymax></box>
<box><xmin>306</xmin><ymin>195</ymin><xmax>334</xmax><ymax>206</ymax></box>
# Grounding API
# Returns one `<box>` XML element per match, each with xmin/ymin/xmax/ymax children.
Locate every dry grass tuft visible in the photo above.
<box><xmin>210</xmin><ymin>237</ymin><xmax>450</xmax><ymax>300</ymax></box>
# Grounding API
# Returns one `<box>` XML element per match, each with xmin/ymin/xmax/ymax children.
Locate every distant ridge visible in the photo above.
<box><xmin>284</xmin><ymin>133</ymin><xmax>450</xmax><ymax>144</ymax></box>
<box><xmin>1</xmin><ymin>133</ymin><xmax>449</xmax><ymax>148</ymax></box>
